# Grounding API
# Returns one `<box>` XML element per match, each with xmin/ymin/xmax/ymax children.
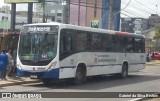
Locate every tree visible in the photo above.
<box><xmin>153</xmin><ymin>25</ymin><xmax>160</xmax><ymax>50</ymax></box>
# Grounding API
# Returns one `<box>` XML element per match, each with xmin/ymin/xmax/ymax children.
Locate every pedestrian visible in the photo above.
<box><xmin>0</xmin><ymin>49</ymin><xmax>8</xmax><ymax>80</ymax></box>
<box><xmin>6</xmin><ymin>49</ymin><xmax>14</xmax><ymax>77</ymax></box>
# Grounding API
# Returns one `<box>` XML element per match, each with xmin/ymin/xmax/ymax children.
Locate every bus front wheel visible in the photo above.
<box><xmin>74</xmin><ymin>67</ymin><xmax>86</xmax><ymax>85</ymax></box>
<box><xmin>42</xmin><ymin>79</ymin><xmax>52</xmax><ymax>86</ymax></box>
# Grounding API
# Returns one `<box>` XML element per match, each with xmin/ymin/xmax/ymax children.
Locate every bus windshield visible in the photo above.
<box><xmin>18</xmin><ymin>32</ymin><xmax>58</xmax><ymax>63</ymax></box>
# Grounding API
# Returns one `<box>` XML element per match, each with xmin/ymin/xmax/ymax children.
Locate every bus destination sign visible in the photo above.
<box><xmin>28</xmin><ymin>26</ymin><xmax>51</xmax><ymax>32</ymax></box>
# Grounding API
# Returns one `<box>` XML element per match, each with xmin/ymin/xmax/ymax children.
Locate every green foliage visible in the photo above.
<box><xmin>154</xmin><ymin>25</ymin><xmax>160</xmax><ymax>40</ymax></box>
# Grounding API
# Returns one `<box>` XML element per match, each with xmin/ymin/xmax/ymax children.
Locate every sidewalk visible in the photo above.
<box><xmin>0</xmin><ymin>76</ymin><xmax>40</xmax><ymax>87</ymax></box>
<box><xmin>146</xmin><ymin>98</ymin><xmax>160</xmax><ymax>101</ymax></box>
<box><xmin>146</xmin><ymin>60</ymin><xmax>160</xmax><ymax>65</ymax></box>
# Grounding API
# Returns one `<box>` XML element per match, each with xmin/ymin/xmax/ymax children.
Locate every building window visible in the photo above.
<box><xmin>51</xmin><ymin>10</ymin><xmax>55</xmax><ymax>14</ymax></box>
<box><xmin>2</xmin><ymin>16</ymin><xmax>8</xmax><ymax>21</ymax></box>
<box><xmin>57</xmin><ymin>20</ymin><xmax>62</xmax><ymax>23</ymax></box>
<box><xmin>51</xmin><ymin>16</ymin><xmax>55</xmax><ymax>21</ymax></box>
<box><xmin>57</xmin><ymin>10</ymin><xmax>62</xmax><ymax>16</ymax></box>
<box><xmin>57</xmin><ymin>13</ymin><xmax>62</xmax><ymax>16</ymax></box>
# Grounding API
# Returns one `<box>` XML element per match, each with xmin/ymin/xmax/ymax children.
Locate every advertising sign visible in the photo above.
<box><xmin>134</xmin><ymin>19</ymin><xmax>142</xmax><ymax>34</ymax></box>
<box><xmin>91</xmin><ymin>19</ymin><xmax>99</xmax><ymax>28</ymax></box>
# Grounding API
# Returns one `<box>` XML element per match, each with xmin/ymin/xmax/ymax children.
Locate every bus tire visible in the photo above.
<box><xmin>119</xmin><ymin>64</ymin><xmax>128</xmax><ymax>79</ymax></box>
<box><xmin>74</xmin><ymin>67</ymin><xmax>86</xmax><ymax>85</ymax></box>
<box><xmin>42</xmin><ymin>79</ymin><xmax>52</xmax><ymax>86</ymax></box>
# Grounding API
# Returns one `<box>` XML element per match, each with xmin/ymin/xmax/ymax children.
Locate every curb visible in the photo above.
<box><xmin>0</xmin><ymin>79</ymin><xmax>41</xmax><ymax>87</ymax></box>
<box><xmin>145</xmin><ymin>62</ymin><xmax>160</xmax><ymax>65</ymax></box>
<box><xmin>130</xmin><ymin>98</ymin><xmax>142</xmax><ymax>101</ymax></box>
<box><xmin>130</xmin><ymin>93</ymin><xmax>160</xmax><ymax>101</ymax></box>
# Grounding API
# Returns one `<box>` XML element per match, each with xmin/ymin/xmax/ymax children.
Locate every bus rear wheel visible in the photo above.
<box><xmin>74</xmin><ymin>67</ymin><xmax>86</xmax><ymax>85</ymax></box>
<box><xmin>119</xmin><ymin>64</ymin><xmax>128</xmax><ymax>79</ymax></box>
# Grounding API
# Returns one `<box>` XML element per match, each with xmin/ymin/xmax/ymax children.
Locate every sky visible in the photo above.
<box><xmin>121</xmin><ymin>0</ymin><xmax>160</xmax><ymax>18</ymax></box>
<box><xmin>0</xmin><ymin>0</ymin><xmax>160</xmax><ymax>18</ymax></box>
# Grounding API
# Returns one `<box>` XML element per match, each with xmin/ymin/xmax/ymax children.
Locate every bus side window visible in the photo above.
<box><xmin>60</xmin><ymin>29</ymin><xmax>73</xmax><ymax>59</ymax></box>
<box><xmin>111</xmin><ymin>35</ymin><xmax>119</xmax><ymax>52</ymax></box>
<box><xmin>64</xmin><ymin>36</ymin><xmax>72</xmax><ymax>52</ymax></box>
<box><xmin>126</xmin><ymin>37</ymin><xmax>134</xmax><ymax>52</ymax></box>
<box><xmin>134</xmin><ymin>38</ymin><xmax>145</xmax><ymax>53</ymax></box>
<box><xmin>119</xmin><ymin>36</ymin><xmax>127</xmax><ymax>52</ymax></box>
<box><xmin>75</xmin><ymin>31</ymin><xmax>87</xmax><ymax>51</ymax></box>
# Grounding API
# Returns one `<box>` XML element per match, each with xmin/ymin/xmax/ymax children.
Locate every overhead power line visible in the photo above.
<box><xmin>122</xmin><ymin>10</ymin><xmax>144</xmax><ymax>18</ymax></box>
<box><xmin>122</xmin><ymin>0</ymin><xmax>132</xmax><ymax>10</ymax></box>
<box><xmin>122</xmin><ymin>1</ymin><xmax>153</xmax><ymax>15</ymax></box>
<box><xmin>61</xmin><ymin>0</ymin><xmax>146</xmax><ymax>19</ymax></box>
<box><xmin>114</xmin><ymin>0</ymin><xmax>132</xmax><ymax>16</ymax></box>
<box><xmin>121</xmin><ymin>12</ymin><xmax>132</xmax><ymax>18</ymax></box>
<box><xmin>134</xmin><ymin>0</ymin><xmax>158</xmax><ymax>14</ymax></box>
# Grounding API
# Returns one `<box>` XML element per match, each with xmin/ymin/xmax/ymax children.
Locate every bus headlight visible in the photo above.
<box><xmin>47</xmin><ymin>61</ymin><xmax>57</xmax><ymax>71</ymax></box>
<box><xmin>17</xmin><ymin>63</ymin><xmax>22</xmax><ymax>69</ymax></box>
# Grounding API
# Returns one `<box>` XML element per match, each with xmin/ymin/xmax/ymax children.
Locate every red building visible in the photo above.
<box><xmin>69</xmin><ymin>0</ymin><xmax>102</xmax><ymax>27</ymax></box>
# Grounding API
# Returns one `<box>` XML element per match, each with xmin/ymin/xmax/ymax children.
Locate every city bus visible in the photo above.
<box><xmin>17</xmin><ymin>22</ymin><xmax>145</xmax><ymax>85</ymax></box>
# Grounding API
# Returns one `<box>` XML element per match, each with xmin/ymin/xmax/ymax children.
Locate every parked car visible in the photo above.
<box><xmin>151</xmin><ymin>52</ymin><xmax>160</xmax><ymax>60</ymax></box>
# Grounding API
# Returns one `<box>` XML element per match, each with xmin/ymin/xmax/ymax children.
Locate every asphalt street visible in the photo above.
<box><xmin>0</xmin><ymin>64</ymin><xmax>160</xmax><ymax>101</ymax></box>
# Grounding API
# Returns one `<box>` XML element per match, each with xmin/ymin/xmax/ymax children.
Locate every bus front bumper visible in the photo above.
<box><xmin>16</xmin><ymin>68</ymin><xmax>59</xmax><ymax>79</ymax></box>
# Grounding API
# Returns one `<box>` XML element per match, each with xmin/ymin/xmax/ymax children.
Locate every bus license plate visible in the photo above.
<box><xmin>30</xmin><ymin>75</ymin><xmax>37</xmax><ymax>79</ymax></box>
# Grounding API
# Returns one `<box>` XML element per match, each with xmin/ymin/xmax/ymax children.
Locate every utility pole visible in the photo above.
<box><xmin>108</xmin><ymin>0</ymin><xmax>114</xmax><ymax>30</ymax></box>
<box><xmin>27</xmin><ymin>3</ymin><xmax>33</xmax><ymax>24</ymax></box>
<box><xmin>78</xmin><ymin>0</ymin><xmax>80</xmax><ymax>25</ymax></box>
<box><xmin>11</xmin><ymin>3</ymin><xmax>16</xmax><ymax>32</ymax></box>
<box><xmin>85</xmin><ymin>0</ymin><xmax>88</xmax><ymax>26</ymax></box>
<box><xmin>94</xmin><ymin>0</ymin><xmax>97</xmax><ymax>18</ymax></box>
<box><xmin>156</xmin><ymin>5</ymin><xmax>158</xmax><ymax>26</ymax></box>
<box><xmin>67</xmin><ymin>0</ymin><xmax>70</xmax><ymax>24</ymax></box>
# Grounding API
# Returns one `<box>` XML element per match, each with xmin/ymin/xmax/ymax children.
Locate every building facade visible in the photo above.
<box><xmin>148</xmin><ymin>14</ymin><xmax>160</xmax><ymax>28</ymax></box>
<box><xmin>69</xmin><ymin>0</ymin><xmax>102</xmax><ymax>27</ymax></box>
<box><xmin>121</xmin><ymin>18</ymin><xmax>149</xmax><ymax>34</ymax></box>
<box><xmin>35</xmin><ymin>0</ymin><xmax>68</xmax><ymax>23</ymax></box>
<box><xmin>101</xmin><ymin>0</ymin><xmax>121</xmax><ymax>31</ymax></box>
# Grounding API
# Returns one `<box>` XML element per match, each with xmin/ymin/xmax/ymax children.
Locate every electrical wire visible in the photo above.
<box><xmin>122</xmin><ymin>0</ymin><xmax>132</xmax><ymax>10</ymax></box>
<box><xmin>134</xmin><ymin>0</ymin><xmax>158</xmax><ymax>14</ymax></box>
<box><xmin>45</xmin><ymin>0</ymin><xmax>148</xmax><ymax>18</ymax></box>
<box><xmin>122</xmin><ymin>1</ymin><xmax>153</xmax><ymax>15</ymax></box>
<box><xmin>68</xmin><ymin>0</ymin><xmax>143</xmax><ymax>18</ymax></box>
<box><xmin>121</xmin><ymin>12</ymin><xmax>132</xmax><ymax>18</ymax></box>
<box><xmin>122</xmin><ymin>10</ymin><xmax>144</xmax><ymax>18</ymax></box>
<box><xmin>114</xmin><ymin>0</ymin><xmax>132</xmax><ymax>16</ymax></box>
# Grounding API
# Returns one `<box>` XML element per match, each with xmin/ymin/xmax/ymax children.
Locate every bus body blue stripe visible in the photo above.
<box><xmin>60</xmin><ymin>63</ymin><xmax>145</xmax><ymax>69</ymax></box>
<box><xmin>17</xmin><ymin>68</ymin><xmax>59</xmax><ymax>79</ymax></box>
<box><xmin>43</xmin><ymin>68</ymin><xmax>59</xmax><ymax>78</ymax></box>
<box><xmin>17</xmin><ymin>63</ymin><xmax>145</xmax><ymax>78</ymax></box>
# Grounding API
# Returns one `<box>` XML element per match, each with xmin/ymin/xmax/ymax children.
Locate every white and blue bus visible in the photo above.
<box><xmin>17</xmin><ymin>22</ymin><xmax>145</xmax><ymax>85</ymax></box>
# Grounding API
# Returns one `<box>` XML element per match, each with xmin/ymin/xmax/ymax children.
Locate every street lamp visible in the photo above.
<box><xmin>156</xmin><ymin>5</ymin><xmax>158</xmax><ymax>26</ymax></box>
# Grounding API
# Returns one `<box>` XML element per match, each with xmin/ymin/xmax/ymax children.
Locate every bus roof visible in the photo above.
<box><xmin>23</xmin><ymin>22</ymin><xmax>145</xmax><ymax>38</ymax></box>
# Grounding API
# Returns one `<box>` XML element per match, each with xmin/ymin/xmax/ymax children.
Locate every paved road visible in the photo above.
<box><xmin>0</xmin><ymin>65</ymin><xmax>160</xmax><ymax>101</ymax></box>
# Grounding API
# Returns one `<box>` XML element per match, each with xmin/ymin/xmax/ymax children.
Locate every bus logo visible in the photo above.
<box><xmin>140</xmin><ymin>55</ymin><xmax>144</xmax><ymax>60</ymax></box>
<box><xmin>94</xmin><ymin>58</ymin><xmax>97</xmax><ymax>63</ymax></box>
